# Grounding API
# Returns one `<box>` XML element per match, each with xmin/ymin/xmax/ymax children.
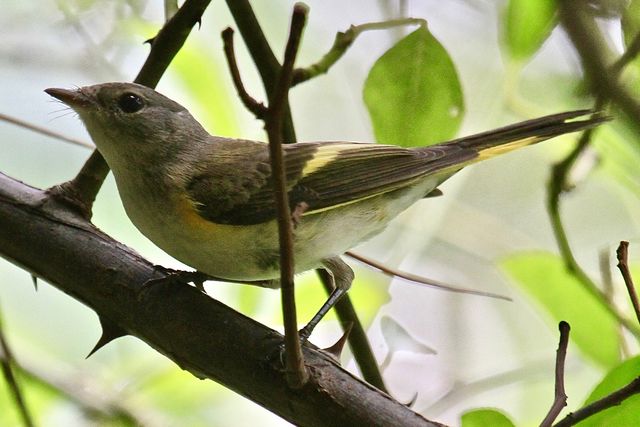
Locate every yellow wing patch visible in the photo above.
<box><xmin>476</xmin><ymin>136</ymin><xmax>541</xmax><ymax>160</ymax></box>
<box><xmin>300</xmin><ymin>143</ymin><xmax>359</xmax><ymax>177</ymax></box>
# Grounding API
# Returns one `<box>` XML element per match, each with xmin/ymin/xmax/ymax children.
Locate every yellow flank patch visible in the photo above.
<box><xmin>176</xmin><ymin>194</ymin><xmax>228</xmax><ymax>231</ymax></box>
<box><xmin>300</xmin><ymin>144</ymin><xmax>349</xmax><ymax>177</ymax></box>
<box><xmin>476</xmin><ymin>136</ymin><xmax>541</xmax><ymax>160</ymax></box>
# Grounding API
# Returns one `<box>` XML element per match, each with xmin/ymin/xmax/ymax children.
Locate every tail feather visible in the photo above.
<box><xmin>445</xmin><ymin>110</ymin><xmax>609</xmax><ymax>159</ymax></box>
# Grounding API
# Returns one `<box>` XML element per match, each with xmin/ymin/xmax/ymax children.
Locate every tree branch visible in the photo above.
<box><xmin>264</xmin><ymin>3</ymin><xmax>309</xmax><ymax>388</ymax></box>
<box><xmin>347</xmin><ymin>251</ymin><xmax>510</xmax><ymax>301</ymax></box>
<box><xmin>553</xmin><ymin>376</ymin><xmax>640</xmax><ymax>427</ymax></box>
<box><xmin>616</xmin><ymin>241</ymin><xmax>640</xmax><ymax>325</ymax></box>
<box><xmin>0</xmin><ymin>172</ymin><xmax>442</xmax><ymax>427</ymax></box>
<box><xmin>224</xmin><ymin>0</ymin><xmax>297</xmax><ymax>143</ymax></box>
<box><xmin>292</xmin><ymin>18</ymin><xmax>425</xmax><ymax>86</ymax></box>
<box><xmin>540</xmin><ymin>321</ymin><xmax>570</xmax><ymax>427</ymax></box>
<box><xmin>221</xmin><ymin>28</ymin><xmax>267</xmax><ymax>118</ymax></box>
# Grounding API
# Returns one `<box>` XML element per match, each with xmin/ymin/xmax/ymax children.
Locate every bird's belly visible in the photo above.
<box><xmin>120</xmin><ymin>178</ymin><xmax>438</xmax><ymax>282</ymax></box>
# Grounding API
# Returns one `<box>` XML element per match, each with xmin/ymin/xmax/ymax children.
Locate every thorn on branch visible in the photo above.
<box><xmin>321</xmin><ymin>322</ymin><xmax>353</xmax><ymax>362</ymax></box>
<box><xmin>86</xmin><ymin>316</ymin><xmax>128</xmax><ymax>358</ymax></box>
<box><xmin>403</xmin><ymin>393</ymin><xmax>419</xmax><ymax>409</ymax></box>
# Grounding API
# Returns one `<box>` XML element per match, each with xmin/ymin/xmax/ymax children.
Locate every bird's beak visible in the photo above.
<box><xmin>44</xmin><ymin>88</ymin><xmax>92</xmax><ymax>108</ymax></box>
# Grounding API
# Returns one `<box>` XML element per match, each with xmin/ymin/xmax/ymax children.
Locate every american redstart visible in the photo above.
<box><xmin>45</xmin><ymin>82</ymin><xmax>606</xmax><ymax>340</ymax></box>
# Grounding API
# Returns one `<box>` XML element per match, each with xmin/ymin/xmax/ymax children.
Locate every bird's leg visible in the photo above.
<box><xmin>298</xmin><ymin>257</ymin><xmax>354</xmax><ymax>342</ymax></box>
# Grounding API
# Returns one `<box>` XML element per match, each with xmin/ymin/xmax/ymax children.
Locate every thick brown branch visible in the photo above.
<box><xmin>0</xmin><ymin>172</ymin><xmax>441</xmax><ymax>427</ymax></box>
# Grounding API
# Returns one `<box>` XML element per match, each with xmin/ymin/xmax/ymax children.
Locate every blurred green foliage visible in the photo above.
<box><xmin>579</xmin><ymin>356</ymin><xmax>640</xmax><ymax>426</ymax></box>
<box><xmin>502</xmin><ymin>0</ymin><xmax>557</xmax><ymax>61</ymax></box>
<box><xmin>461</xmin><ymin>408</ymin><xmax>516</xmax><ymax>427</ymax></box>
<box><xmin>502</xmin><ymin>252</ymin><xmax>621</xmax><ymax>368</ymax></box>
<box><xmin>2</xmin><ymin>0</ymin><xmax>640</xmax><ymax>426</ymax></box>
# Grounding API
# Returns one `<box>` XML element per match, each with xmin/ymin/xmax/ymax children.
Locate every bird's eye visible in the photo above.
<box><xmin>117</xmin><ymin>93</ymin><xmax>144</xmax><ymax>113</ymax></box>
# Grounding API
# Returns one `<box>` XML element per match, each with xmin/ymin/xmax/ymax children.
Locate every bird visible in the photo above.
<box><xmin>45</xmin><ymin>82</ymin><xmax>606</xmax><ymax>340</ymax></box>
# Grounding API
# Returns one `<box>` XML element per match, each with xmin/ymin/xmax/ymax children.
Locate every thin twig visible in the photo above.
<box><xmin>554</xmin><ymin>376</ymin><xmax>640</xmax><ymax>427</ymax></box>
<box><xmin>616</xmin><ymin>241</ymin><xmax>640</xmax><ymax>325</ymax></box>
<box><xmin>264</xmin><ymin>3</ymin><xmax>310</xmax><ymax>388</ymax></box>
<box><xmin>225</xmin><ymin>0</ymin><xmax>297</xmax><ymax>143</ymax></box>
<box><xmin>0</xmin><ymin>112</ymin><xmax>93</xmax><ymax>149</ymax></box>
<box><xmin>291</xmin><ymin>18</ymin><xmax>426</xmax><ymax>86</ymax></box>
<box><xmin>0</xmin><ymin>305</ymin><xmax>34</xmax><ymax>427</ymax></box>
<box><xmin>347</xmin><ymin>251</ymin><xmax>511</xmax><ymax>301</ymax></box>
<box><xmin>541</xmin><ymin>321</ymin><xmax>571</xmax><ymax>427</ymax></box>
<box><xmin>600</xmin><ymin>247</ymin><xmax>632</xmax><ymax>357</ymax></box>
<box><xmin>221</xmin><ymin>28</ymin><xmax>267</xmax><ymax>119</ymax></box>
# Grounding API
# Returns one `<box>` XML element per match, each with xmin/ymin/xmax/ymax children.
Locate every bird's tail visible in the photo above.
<box><xmin>447</xmin><ymin>110</ymin><xmax>609</xmax><ymax>161</ymax></box>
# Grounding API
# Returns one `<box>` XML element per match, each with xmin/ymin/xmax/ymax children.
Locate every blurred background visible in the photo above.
<box><xmin>1</xmin><ymin>0</ymin><xmax>639</xmax><ymax>425</ymax></box>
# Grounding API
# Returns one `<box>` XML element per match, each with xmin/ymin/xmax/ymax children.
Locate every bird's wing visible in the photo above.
<box><xmin>186</xmin><ymin>110</ymin><xmax>606</xmax><ymax>226</ymax></box>
<box><xmin>186</xmin><ymin>139</ymin><xmax>474</xmax><ymax>226</ymax></box>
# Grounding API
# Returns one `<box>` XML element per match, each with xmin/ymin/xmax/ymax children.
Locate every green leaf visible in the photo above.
<box><xmin>577</xmin><ymin>356</ymin><xmax>640</xmax><ymax>426</ymax></box>
<box><xmin>503</xmin><ymin>0</ymin><xmax>557</xmax><ymax>60</ymax></box>
<box><xmin>363</xmin><ymin>26</ymin><xmax>464</xmax><ymax>148</ymax></box>
<box><xmin>501</xmin><ymin>252</ymin><xmax>620</xmax><ymax>368</ymax></box>
<box><xmin>461</xmin><ymin>408</ymin><xmax>516</xmax><ymax>427</ymax></box>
